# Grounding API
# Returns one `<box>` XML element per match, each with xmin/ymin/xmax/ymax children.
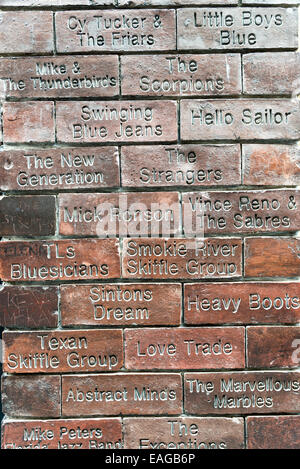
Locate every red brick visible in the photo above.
<box><xmin>123</xmin><ymin>417</ymin><xmax>244</xmax><ymax>449</ymax></box>
<box><xmin>0</xmin><ymin>196</ymin><xmax>56</xmax><ymax>236</ymax></box>
<box><xmin>60</xmin><ymin>283</ymin><xmax>181</xmax><ymax>327</ymax></box>
<box><xmin>184</xmin><ymin>282</ymin><xmax>300</xmax><ymax>325</ymax></box>
<box><xmin>121</xmin><ymin>54</ymin><xmax>241</xmax><ymax>96</ymax></box>
<box><xmin>1</xmin><ymin>418</ymin><xmax>122</xmax><ymax>450</ymax></box>
<box><xmin>245</xmin><ymin>237</ymin><xmax>300</xmax><ymax>278</ymax></box>
<box><xmin>184</xmin><ymin>371</ymin><xmax>300</xmax><ymax>415</ymax></box>
<box><xmin>3</xmin><ymin>329</ymin><xmax>123</xmax><ymax>373</ymax></box>
<box><xmin>56</xmin><ymin>100</ymin><xmax>177</xmax><ymax>143</ymax></box>
<box><xmin>59</xmin><ymin>192</ymin><xmax>180</xmax><ymax>237</ymax></box>
<box><xmin>0</xmin><ymin>56</ymin><xmax>119</xmax><ymax>99</ymax></box>
<box><xmin>55</xmin><ymin>9</ymin><xmax>176</xmax><ymax>52</ymax></box>
<box><xmin>182</xmin><ymin>190</ymin><xmax>300</xmax><ymax>235</ymax></box>
<box><xmin>0</xmin><ymin>11</ymin><xmax>53</xmax><ymax>54</ymax></box>
<box><xmin>243</xmin><ymin>52</ymin><xmax>300</xmax><ymax>95</ymax></box>
<box><xmin>3</xmin><ymin>102</ymin><xmax>55</xmax><ymax>144</ymax></box>
<box><xmin>0</xmin><ymin>239</ymin><xmax>121</xmax><ymax>282</ymax></box>
<box><xmin>247</xmin><ymin>416</ymin><xmax>300</xmax><ymax>449</ymax></box>
<box><xmin>122</xmin><ymin>238</ymin><xmax>242</xmax><ymax>279</ymax></box>
<box><xmin>242</xmin><ymin>144</ymin><xmax>300</xmax><ymax>186</ymax></box>
<box><xmin>180</xmin><ymin>99</ymin><xmax>300</xmax><ymax>141</ymax></box>
<box><xmin>177</xmin><ymin>8</ymin><xmax>298</xmax><ymax>50</ymax></box>
<box><xmin>125</xmin><ymin>327</ymin><xmax>245</xmax><ymax>370</ymax></box>
<box><xmin>62</xmin><ymin>373</ymin><xmax>182</xmax><ymax>416</ymax></box>
<box><xmin>247</xmin><ymin>326</ymin><xmax>300</xmax><ymax>369</ymax></box>
<box><xmin>2</xmin><ymin>375</ymin><xmax>61</xmax><ymax>418</ymax></box>
<box><xmin>0</xmin><ymin>286</ymin><xmax>58</xmax><ymax>329</ymax></box>
<box><xmin>121</xmin><ymin>144</ymin><xmax>241</xmax><ymax>188</ymax></box>
<box><xmin>0</xmin><ymin>147</ymin><xmax>120</xmax><ymax>192</ymax></box>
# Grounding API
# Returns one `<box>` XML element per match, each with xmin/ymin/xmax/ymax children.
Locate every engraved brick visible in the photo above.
<box><xmin>184</xmin><ymin>371</ymin><xmax>300</xmax><ymax>415</ymax></box>
<box><xmin>122</xmin><ymin>238</ymin><xmax>242</xmax><ymax>280</ymax></box>
<box><xmin>125</xmin><ymin>327</ymin><xmax>245</xmax><ymax>370</ymax></box>
<box><xmin>245</xmin><ymin>237</ymin><xmax>300</xmax><ymax>278</ymax></box>
<box><xmin>55</xmin><ymin>9</ymin><xmax>176</xmax><ymax>52</ymax></box>
<box><xmin>243</xmin><ymin>52</ymin><xmax>300</xmax><ymax>95</ymax></box>
<box><xmin>182</xmin><ymin>190</ymin><xmax>300</xmax><ymax>235</ymax></box>
<box><xmin>0</xmin><ymin>239</ymin><xmax>121</xmax><ymax>282</ymax></box>
<box><xmin>3</xmin><ymin>102</ymin><xmax>55</xmax><ymax>144</ymax></box>
<box><xmin>58</xmin><ymin>192</ymin><xmax>180</xmax><ymax>237</ymax></box>
<box><xmin>60</xmin><ymin>283</ymin><xmax>181</xmax><ymax>327</ymax></box>
<box><xmin>184</xmin><ymin>282</ymin><xmax>300</xmax><ymax>325</ymax></box>
<box><xmin>121</xmin><ymin>144</ymin><xmax>241</xmax><ymax>187</ymax></box>
<box><xmin>62</xmin><ymin>373</ymin><xmax>182</xmax><ymax>416</ymax></box>
<box><xmin>0</xmin><ymin>196</ymin><xmax>56</xmax><ymax>237</ymax></box>
<box><xmin>247</xmin><ymin>326</ymin><xmax>300</xmax><ymax>369</ymax></box>
<box><xmin>0</xmin><ymin>56</ymin><xmax>119</xmax><ymax>99</ymax></box>
<box><xmin>180</xmin><ymin>99</ymin><xmax>300</xmax><ymax>141</ymax></box>
<box><xmin>121</xmin><ymin>54</ymin><xmax>241</xmax><ymax>96</ymax></box>
<box><xmin>177</xmin><ymin>8</ymin><xmax>298</xmax><ymax>50</ymax></box>
<box><xmin>2</xmin><ymin>375</ymin><xmax>61</xmax><ymax>418</ymax></box>
<box><xmin>1</xmin><ymin>418</ymin><xmax>122</xmax><ymax>450</ymax></box>
<box><xmin>0</xmin><ymin>11</ymin><xmax>53</xmax><ymax>54</ymax></box>
<box><xmin>0</xmin><ymin>147</ymin><xmax>120</xmax><ymax>192</ymax></box>
<box><xmin>246</xmin><ymin>416</ymin><xmax>300</xmax><ymax>450</ymax></box>
<box><xmin>3</xmin><ymin>329</ymin><xmax>123</xmax><ymax>373</ymax></box>
<box><xmin>123</xmin><ymin>417</ymin><xmax>244</xmax><ymax>450</ymax></box>
<box><xmin>0</xmin><ymin>286</ymin><xmax>58</xmax><ymax>329</ymax></box>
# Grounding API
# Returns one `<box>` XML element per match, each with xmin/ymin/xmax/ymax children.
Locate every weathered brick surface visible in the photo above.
<box><xmin>60</xmin><ymin>283</ymin><xmax>181</xmax><ymax>326</ymax></box>
<box><xmin>3</xmin><ymin>329</ymin><xmax>123</xmax><ymax>373</ymax></box>
<box><xmin>1</xmin><ymin>418</ymin><xmax>123</xmax><ymax>450</ymax></box>
<box><xmin>125</xmin><ymin>327</ymin><xmax>245</xmax><ymax>370</ymax></box>
<box><xmin>123</xmin><ymin>417</ymin><xmax>244</xmax><ymax>449</ymax></box>
<box><xmin>62</xmin><ymin>373</ymin><xmax>182</xmax><ymax>416</ymax></box>
<box><xmin>246</xmin><ymin>416</ymin><xmax>300</xmax><ymax>450</ymax></box>
<box><xmin>184</xmin><ymin>282</ymin><xmax>300</xmax><ymax>325</ymax></box>
<box><xmin>1</xmin><ymin>375</ymin><xmax>61</xmax><ymax>418</ymax></box>
<box><xmin>0</xmin><ymin>286</ymin><xmax>58</xmax><ymax>329</ymax></box>
<box><xmin>120</xmin><ymin>1</ymin><xmax>238</xmax><ymax>5</ymax></box>
<box><xmin>184</xmin><ymin>371</ymin><xmax>300</xmax><ymax>414</ymax></box>
<box><xmin>0</xmin><ymin>147</ymin><xmax>120</xmax><ymax>191</ymax></box>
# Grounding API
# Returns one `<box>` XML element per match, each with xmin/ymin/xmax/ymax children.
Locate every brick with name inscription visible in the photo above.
<box><xmin>122</xmin><ymin>238</ymin><xmax>242</xmax><ymax>279</ymax></box>
<box><xmin>0</xmin><ymin>286</ymin><xmax>58</xmax><ymax>329</ymax></box>
<box><xmin>0</xmin><ymin>147</ymin><xmax>120</xmax><ymax>192</ymax></box>
<box><xmin>245</xmin><ymin>237</ymin><xmax>300</xmax><ymax>278</ymax></box>
<box><xmin>0</xmin><ymin>239</ymin><xmax>120</xmax><ymax>282</ymax></box>
<box><xmin>242</xmin><ymin>144</ymin><xmax>300</xmax><ymax>186</ymax></box>
<box><xmin>3</xmin><ymin>329</ymin><xmax>123</xmax><ymax>373</ymax></box>
<box><xmin>247</xmin><ymin>326</ymin><xmax>300</xmax><ymax>369</ymax></box>
<box><xmin>3</xmin><ymin>102</ymin><xmax>55</xmax><ymax>144</ymax></box>
<box><xmin>60</xmin><ymin>283</ymin><xmax>181</xmax><ymax>327</ymax></box>
<box><xmin>184</xmin><ymin>282</ymin><xmax>300</xmax><ymax>325</ymax></box>
<box><xmin>125</xmin><ymin>327</ymin><xmax>245</xmax><ymax>370</ymax></box>
<box><xmin>121</xmin><ymin>54</ymin><xmax>241</xmax><ymax>96</ymax></box>
<box><xmin>56</xmin><ymin>101</ymin><xmax>177</xmax><ymax>143</ymax></box>
<box><xmin>243</xmin><ymin>52</ymin><xmax>300</xmax><ymax>95</ymax></box>
<box><xmin>121</xmin><ymin>144</ymin><xmax>241</xmax><ymax>188</ymax></box>
<box><xmin>55</xmin><ymin>9</ymin><xmax>176</xmax><ymax>52</ymax></box>
<box><xmin>0</xmin><ymin>196</ymin><xmax>56</xmax><ymax>237</ymax></box>
<box><xmin>62</xmin><ymin>373</ymin><xmax>182</xmax><ymax>416</ymax></box>
<box><xmin>58</xmin><ymin>192</ymin><xmax>180</xmax><ymax>237</ymax></box>
<box><xmin>123</xmin><ymin>417</ymin><xmax>244</xmax><ymax>450</ymax></box>
<box><xmin>177</xmin><ymin>8</ymin><xmax>298</xmax><ymax>50</ymax></box>
<box><xmin>1</xmin><ymin>375</ymin><xmax>61</xmax><ymax>418</ymax></box>
<box><xmin>0</xmin><ymin>56</ymin><xmax>119</xmax><ymax>99</ymax></box>
<box><xmin>184</xmin><ymin>371</ymin><xmax>300</xmax><ymax>415</ymax></box>
<box><xmin>180</xmin><ymin>99</ymin><xmax>300</xmax><ymax>141</ymax></box>
<box><xmin>246</xmin><ymin>416</ymin><xmax>300</xmax><ymax>450</ymax></box>
<box><xmin>1</xmin><ymin>418</ymin><xmax>123</xmax><ymax>450</ymax></box>
<box><xmin>0</xmin><ymin>11</ymin><xmax>53</xmax><ymax>54</ymax></box>
<box><xmin>182</xmin><ymin>190</ymin><xmax>300</xmax><ymax>235</ymax></box>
